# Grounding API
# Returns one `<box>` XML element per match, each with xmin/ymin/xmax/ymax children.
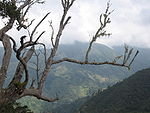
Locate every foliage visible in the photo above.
<box><xmin>0</xmin><ymin>101</ymin><xmax>33</xmax><ymax>113</ymax></box>
<box><xmin>0</xmin><ymin>0</ymin><xmax>20</xmax><ymax>19</ymax></box>
<box><xmin>51</xmin><ymin>97</ymin><xmax>90</xmax><ymax>113</ymax></box>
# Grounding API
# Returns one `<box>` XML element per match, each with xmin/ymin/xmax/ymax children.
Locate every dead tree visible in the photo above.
<box><xmin>0</xmin><ymin>0</ymin><xmax>138</xmax><ymax>105</ymax></box>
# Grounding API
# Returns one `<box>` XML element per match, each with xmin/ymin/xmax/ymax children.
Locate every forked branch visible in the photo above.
<box><xmin>85</xmin><ymin>1</ymin><xmax>113</xmax><ymax>62</ymax></box>
<box><xmin>38</xmin><ymin>0</ymin><xmax>75</xmax><ymax>92</ymax></box>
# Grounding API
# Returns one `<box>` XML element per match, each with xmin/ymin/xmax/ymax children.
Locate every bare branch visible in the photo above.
<box><xmin>61</xmin><ymin>0</ymin><xmax>66</xmax><ymax>9</ymax></box>
<box><xmin>31</xmin><ymin>50</ymin><xmax>40</xmax><ymax>87</ymax></box>
<box><xmin>123</xmin><ymin>44</ymin><xmax>129</xmax><ymax>64</ymax></box>
<box><xmin>49</xmin><ymin>21</ymin><xmax>55</xmax><ymax>47</ymax></box>
<box><xmin>30</xmin><ymin>13</ymin><xmax>50</xmax><ymax>41</ymax></box>
<box><xmin>18</xmin><ymin>0</ymin><xmax>31</xmax><ymax>11</ymax></box>
<box><xmin>30</xmin><ymin>77</ymin><xmax>36</xmax><ymax>89</ymax></box>
<box><xmin>85</xmin><ymin>1</ymin><xmax>113</xmax><ymax>62</ymax></box>
<box><xmin>38</xmin><ymin>0</ymin><xmax>75</xmax><ymax>91</ymax></box>
<box><xmin>22</xmin><ymin>4</ymin><xmax>31</xmax><ymax>18</ymax></box>
<box><xmin>27</xmin><ymin>19</ymin><xmax>35</xmax><ymax>29</ymax></box>
<box><xmin>122</xmin><ymin>45</ymin><xmax>139</xmax><ymax>67</ymax></box>
<box><xmin>17</xmin><ymin>0</ymin><xmax>45</xmax><ymax>30</ymax></box>
<box><xmin>37</xmin><ymin>43</ymin><xmax>47</xmax><ymax>64</ymax></box>
<box><xmin>34</xmin><ymin>31</ymin><xmax>45</xmax><ymax>43</ymax></box>
<box><xmin>129</xmin><ymin>50</ymin><xmax>139</xmax><ymax>67</ymax></box>
<box><xmin>8</xmin><ymin>35</ymin><xmax>17</xmax><ymax>52</ymax></box>
<box><xmin>0</xmin><ymin>19</ymin><xmax>15</xmax><ymax>36</ymax></box>
<box><xmin>52</xmin><ymin>58</ymin><xmax>130</xmax><ymax>69</ymax></box>
<box><xmin>63</xmin><ymin>16</ymin><xmax>71</xmax><ymax>27</ymax></box>
<box><xmin>9</xmin><ymin>47</ymin><xmax>35</xmax><ymax>86</ymax></box>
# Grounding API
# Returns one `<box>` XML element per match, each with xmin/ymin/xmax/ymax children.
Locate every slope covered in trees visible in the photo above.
<box><xmin>18</xmin><ymin>42</ymin><xmax>131</xmax><ymax>112</ymax></box>
<box><xmin>78</xmin><ymin>68</ymin><xmax>150</xmax><ymax>113</ymax></box>
<box><xmin>18</xmin><ymin>43</ymin><xmax>150</xmax><ymax>113</ymax></box>
<box><xmin>1</xmin><ymin>42</ymin><xmax>135</xmax><ymax>112</ymax></box>
<box><xmin>1</xmin><ymin>42</ymin><xmax>150</xmax><ymax>112</ymax></box>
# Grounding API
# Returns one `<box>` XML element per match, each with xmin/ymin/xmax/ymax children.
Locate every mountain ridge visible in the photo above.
<box><xmin>78</xmin><ymin>68</ymin><xmax>150</xmax><ymax>113</ymax></box>
<box><xmin>0</xmin><ymin>42</ymin><xmax>150</xmax><ymax>113</ymax></box>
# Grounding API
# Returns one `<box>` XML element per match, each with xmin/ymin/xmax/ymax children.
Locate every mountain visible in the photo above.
<box><xmin>51</xmin><ymin>97</ymin><xmax>89</xmax><ymax>113</ymax></box>
<box><xmin>78</xmin><ymin>68</ymin><xmax>150</xmax><ymax>113</ymax></box>
<box><xmin>42</xmin><ymin>43</ymin><xmax>150</xmax><ymax>113</ymax></box>
<box><xmin>1</xmin><ymin>42</ymin><xmax>150</xmax><ymax>113</ymax></box>
<box><xmin>43</xmin><ymin>44</ymin><xmax>150</xmax><ymax>113</ymax></box>
<box><xmin>20</xmin><ymin>42</ymin><xmax>131</xmax><ymax>112</ymax></box>
<box><xmin>113</xmin><ymin>46</ymin><xmax>150</xmax><ymax>71</ymax></box>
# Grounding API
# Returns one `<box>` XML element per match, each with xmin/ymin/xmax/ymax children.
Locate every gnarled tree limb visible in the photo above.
<box><xmin>20</xmin><ymin>88</ymin><xmax>58</xmax><ymax>102</ymax></box>
<box><xmin>0</xmin><ymin>34</ymin><xmax>12</xmax><ymax>88</ymax></box>
<box><xmin>85</xmin><ymin>1</ymin><xmax>112</xmax><ymax>62</ymax></box>
<box><xmin>52</xmin><ymin>58</ymin><xmax>129</xmax><ymax>68</ymax></box>
<box><xmin>9</xmin><ymin>46</ymin><xmax>34</xmax><ymax>86</ymax></box>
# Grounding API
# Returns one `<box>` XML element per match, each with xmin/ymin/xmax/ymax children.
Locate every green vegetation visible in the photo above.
<box><xmin>19</xmin><ymin>97</ymin><xmax>45</xmax><ymax>113</ymax></box>
<box><xmin>0</xmin><ymin>101</ymin><xmax>33</xmax><ymax>113</ymax></box>
<box><xmin>78</xmin><ymin>68</ymin><xmax>150</xmax><ymax>113</ymax></box>
<box><xmin>0</xmin><ymin>0</ymin><xmax>20</xmax><ymax>19</ymax></box>
<box><xmin>1</xmin><ymin>42</ymin><xmax>150</xmax><ymax>113</ymax></box>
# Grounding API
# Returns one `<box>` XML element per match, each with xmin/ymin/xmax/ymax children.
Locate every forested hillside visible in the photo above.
<box><xmin>1</xmin><ymin>42</ymin><xmax>150</xmax><ymax>113</ymax></box>
<box><xmin>78</xmin><ymin>68</ymin><xmax>150</xmax><ymax>113</ymax></box>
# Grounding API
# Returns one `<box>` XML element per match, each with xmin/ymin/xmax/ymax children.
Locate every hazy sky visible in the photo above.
<box><xmin>1</xmin><ymin>0</ymin><xmax>150</xmax><ymax>48</ymax></box>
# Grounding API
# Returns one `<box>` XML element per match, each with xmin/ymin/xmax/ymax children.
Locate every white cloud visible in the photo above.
<box><xmin>0</xmin><ymin>0</ymin><xmax>150</xmax><ymax>48</ymax></box>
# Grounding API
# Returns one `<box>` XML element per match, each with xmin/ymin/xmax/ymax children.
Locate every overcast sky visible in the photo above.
<box><xmin>1</xmin><ymin>0</ymin><xmax>150</xmax><ymax>48</ymax></box>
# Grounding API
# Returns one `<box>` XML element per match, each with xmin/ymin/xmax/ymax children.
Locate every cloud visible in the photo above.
<box><xmin>138</xmin><ymin>8</ymin><xmax>150</xmax><ymax>25</ymax></box>
<box><xmin>0</xmin><ymin>0</ymin><xmax>150</xmax><ymax>48</ymax></box>
<box><xmin>99</xmin><ymin>0</ymin><xmax>150</xmax><ymax>48</ymax></box>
